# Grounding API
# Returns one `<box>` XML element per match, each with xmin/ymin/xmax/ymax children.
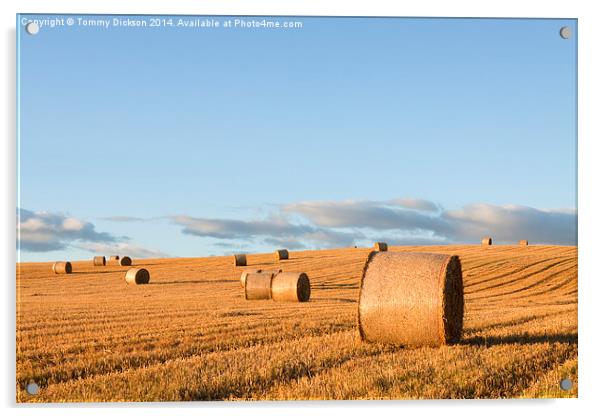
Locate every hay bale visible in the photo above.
<box><xmin>519</xmin><ymin>239</ymin><xmax>529</xmax><ymax>246</ymax></box>
<box><xmin>271</xmin><ymin>272</ymin><xmax>311</xmax><ymax>302</ymax></box>
<box><xmin>93</xmin><ymin>256</ymin><xmax>106</xmax><ymax>266</ymax></box>
<box><xmin>275</xmin><ymin>249</ymin><xmax>289</xmax><ymax>261</ymax></box>
<box><xmin>374</xmin><ymin>242</ymin><xmax>388</xmax><ymax>251</ymax></box>
<box><xmin>109</xmin><ymin>255</ymin><xmax>120</xmax><ymax>261</ymax></box>
<box><xmin>52</xmin><ymin>261</ymin><xmax>72</xmax><ymax>274</ymax></box>
<box><xmin>119</xmin><ymin>256</ymin><xmax>132</xmax><ymax>266</ymax></box>
<box><xmin>125</xmin><ymin>268</ymin><xmax>150</xmax><ymax>285</ymax></box>
<box><xmin>244</xmin><ymin>272</ymin><xmax>275</xmax><ymax>300</ymax></box>
<box><xmin>234</xmin><ymin>254</ymin><xmax>247</xmax><ymax>267</ymax></box>
<box><xmin>358</xmin><ymin>251</ymin><xmax>464</xmax><ymax>347</ymax></box>
<box><xmin>481</xmin><ymin>237</ymin><xmax>492</xmax><ymax>246</ymax></box>
<box><xmin>239</xmin><ymin>269</ymin><xmax>283</xmax><ymax>288</ymax></box>
<box><xmin>240</xmin><ymin>269</ymin><xmax>262</xmax><ymax>288</ymax></box>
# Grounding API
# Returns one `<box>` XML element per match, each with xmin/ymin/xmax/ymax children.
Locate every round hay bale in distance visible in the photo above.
<box><xmin>234</xmin><ymin>254</ymin><xmax>247</xmax><ymax>267</ymax></box>
<box><xmin>119</xmin><ymin>256</ymin><xmax>132</xmax><ymax>266</ymax></box>
<box><xmin>519</xmin><ymin>239</ymin><xmax>529</xmax><ymax>246</ymax></box>
<box><xmin>374</xmin><ymin>242</ymin><xmax>388</xmax><ymax>251</ymax></box>
<box><xmin>93</xmin><ymin>256</ymin><xmax>106</xmax><ymax>266</ymax></box>
<box><xmin>358</xmin><ymin>251</ymin><xmax>464</xmax><ymax>347</ymax></box>
<box><xmin>125</xmin><ymin>268</ymin><xmax>150</xmax><ymax>285</ymax></box>
<box><xmin>481</xmin><ymin>237</ymin><xmax>492</xmax><ymax>246</ymax></box>
<box><xmin>244</xmin><ymin>272</ymin><xmax>274</xmax><ymax>300</ymax></box>
<box><xmin>271</xmin><ymin>272</ymin><xmax>311</xmax><ymax>302</ymax></box>
<box><xmin>275</xmin><ymin>249</ymin><xmax>289</xmax><ymax>261</ymax></box>
<box><xmin>52</xmin><ymin>261</ymin><xmax>72</xmax><ymax>274</ymax></box>
<box><xmin>109</xmin><ymin>255</ymin><xmax>120</xmax><ymax>261</ymax></box>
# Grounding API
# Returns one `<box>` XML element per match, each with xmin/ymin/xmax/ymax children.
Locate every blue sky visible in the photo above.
<box><xmin>17</xmin><ymin>15</ymin><xmax>577</xmax><ymax>261</ymax></box>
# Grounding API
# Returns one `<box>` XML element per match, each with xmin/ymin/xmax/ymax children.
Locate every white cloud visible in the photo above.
<box><xmin>17</xmin><ymin>208</ymin><xmax>117</xmax><ymax>252</ymax></box>
<box><xmin>76</xmin><ymin>242</ymin><xmax>169</xmax><ymax>259</ymax></box>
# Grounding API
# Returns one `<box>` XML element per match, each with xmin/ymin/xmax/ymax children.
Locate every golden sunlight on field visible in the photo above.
<box><xmin>16</xmin><ymin>245</ymin><xmax>577</xmax><ymax>402</ymax></box>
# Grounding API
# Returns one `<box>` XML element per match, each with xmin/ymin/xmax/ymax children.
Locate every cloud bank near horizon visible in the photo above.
<box><xmin>17</xmin><ymin>198</ymin><xmax>577</xmax><ymax>257</ymax></box>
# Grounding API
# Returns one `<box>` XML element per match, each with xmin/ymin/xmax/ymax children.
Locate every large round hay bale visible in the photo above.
<box><xmin>244</xmin><ymin>272</ymin><xmax>274</xmax><ymax>300</ymax></box>
<box><xmin>234</xmin><ymin>254</ymin><xmax>247</xmax><ymax>267</ymax></box>
<box><xmin>374</xmin><ymin>242</ymin><xmax>388</xmax><ymax>251</ymax></box>
<box><xmin>93</xmin><ymin>256</ymin><xmax>106</xmax><ymax>266</ymax></box>
<box><xmin>275</xmin><ymin>249</ymin><xmax>289</xmax><ymax>261</ymax></box>
<box><xmin>481</xmin><ymin>237</ymin><xmax>492</xmax><ymax>246</ymax></box>
<box><xmin>240</xmin><ymin>269</ymin><xmax>262</xmax><ymax>288</ymax></box>
<box><xmin>125</xmin><ymin>268</ymin><xmax>150</xmax><ymax>285</ymax></box>
<box><xmin>52</xmin><ymin>261</ymin><xmax>72</xmax><ymax>274</ymax></box>
<box><xmin>119</xmin><ymin>256</ymin><xmax>132</xmax><ymax>266</ymax></box>
<box><xmin>109</xmin><ymin>255</ymin><xmax>120</xmax><ymax>261</ymax></box>
<box><xmin>519</xmin><ymin>239</ymin><xmax>529</xmax><ymax>246</ymax></box>
<box><xmin>358</xmin><ymin>251</ymin><xmax>464</xmax><ymax>347</ymax></box>
<box><xmin>271</xmin><ymin>272</ymin><xmax>311</xmax><ymax>302</ymax></box>
<box><xmin>239</xmin><ymin>269</ymin><xmax>283</xmax><ymax>288</ymax></box>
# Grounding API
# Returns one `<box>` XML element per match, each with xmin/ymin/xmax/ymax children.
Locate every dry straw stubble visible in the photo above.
<box><xmin>358</xmin><ymin>251</ymin><xmax>464</xmax><ymax>347</ymax></box>
<box><xmin>244</xmin><ymin>272</ymin><xmax>275</xmax><ymax>300</ymax></box>
<box><xmin>93</xmin><ymin>256</ymin><xmax>106</xmax><ymax>266</ymax></box>
<box><xmin>125</xmin><ymin>268</ymin><xmax>150</xmax><ymax>285</ymax></box>
<box><xmin>271</xmin><ymin>272</ymin><xmax>311</xmax><ymax>302</ymax></box>
<box><xmin>52</xmin><ymin>261</ymin><xmax>72</xmax><ymax>274</ymax></box>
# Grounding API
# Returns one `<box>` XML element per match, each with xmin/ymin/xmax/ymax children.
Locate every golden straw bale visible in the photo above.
<box><xmin>519</xmin><ymin>240</ymin><xmax>529</xmax><ymax>246</ymax></box>
<box><xmin>374</xmin><ymin>242</ymin><xmax>388</xmax><ymax>251</ymax></box>
<box><xmin>271</xmin><ymin>272</ymin><xmax>311</xmax><ymax>302</ymax></box>
<box><xmin>93</xmin><ymin>256</ymin><xmax>106</xmax><ymax>266</ymax></box>
<box><xmin>52</xmin><ymin>261</ymin><xmax>72</xmax><ymax>274</ymax></box>
<box><xmin>125</xmin><ymin>268</ymin><xmax>150</xmax><ymax>285</ymax></box>
<box><xmin>119</xmin><ymin>256</ymin><xmax>132</xmax><ymax>266</ymax></box>
<box><xmin>244</xmin><ymin>272</ymin><xmax>275</xmax><ymax>300</ymax></box>
<box><xmin>481</xmin><ymin>237</ymin><xmax>492</xmax><ymax>246</ymax></box>
<box><xmin>275</xmin><ymin>249</ymin><xmax>289</xmax><ymax>261</ymax></box>
<box><xmin>358</xmin><ymin>251</ymin><xmax>464</xmax><ymax>347</ymax></box>
<box><xmin>234</xmin><ymin>254</ymin><xmax>247</xmax><ymax>267</ymax></box>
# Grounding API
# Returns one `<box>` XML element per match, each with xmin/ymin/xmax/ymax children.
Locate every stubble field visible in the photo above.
<box><xmin>16</xmin><ymin>244</ymin><xmax>577</xmax><ymax>402</ymax></box>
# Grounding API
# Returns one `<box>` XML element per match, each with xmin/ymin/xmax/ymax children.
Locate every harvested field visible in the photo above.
<box><xmin>16</xmin><ymin>245</ymin><xmax>577</xmax><ymax>402</ymax></box>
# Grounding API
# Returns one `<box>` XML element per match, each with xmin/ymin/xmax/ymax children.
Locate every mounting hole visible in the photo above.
<box><xmin>559</xmin><ymin>26</ymin><xmax>571</xmax><ymax>39</ymax></box>
<box><xmin>25</xmin><ymin>22</ymin><xmax>40</xmax><ymax>35</ymax></box>
<box><xmin>559</xmin><ymin>378</ymin><xmax>573</xmax><ymax>391</ymax></box>
<box><xmin>26</xmin><ymin>382</ymin><xmax>39</xmax><ymax>395</ymax></box>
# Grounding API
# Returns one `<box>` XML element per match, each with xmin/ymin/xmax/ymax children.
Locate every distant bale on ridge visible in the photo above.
<box><xmin>374</xmin><ymin>242</ymin><xmax>388</xmax><ymax>252</ymax></box>
<box><xmin>109</xmin><ymin>255</ymin><xmax>120</xmax><ymax>261</ymax></box>
<box><xmin>271</xmin><ymin>272</ymin><xmax>311</xmax><ymax>302</ymax></box>
<box><xmin>519</xmin><ymin>240</ymin><xmax>529</xmax><ymax>246</ymax></box>
<box><xmin>93</xmin><ymin>256</ymin><xmax>106</xmax><ymax>266</ymax></box>
<box><xmin>52</xmin><ymin>261</ymin><xmax>72</xmax><ymax>274</ymax></box>
<box><xmin>234</xmin><ymin>254</ymin><xmax>247</xmax><ymax>267</ymax></box>
<box><xmin>125</xmin><ymin>268</ymin><xmax>150</xmax><ymax>285</ymax></box>
<box><xmin>358</xmin><ymin>251</ymin><xmax>464</xmax><ymax>347</ymax></box>
<box><xmin>119</xmin><ymin>256</ymin><xmax>132</xmax><ymax>266</ymax></box>
<box><xmin>481</xmin><ymin>237</ymin><xmax>492</xmax><ymax>246</ymax></box>
<box><xmin>275</xmin><ymin>249</ymin><xmax>289</xmax><ymax>261</ymax></box>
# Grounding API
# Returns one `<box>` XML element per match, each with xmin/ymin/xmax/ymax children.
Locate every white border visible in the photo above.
<box><xmin>2</xmin><ymin>1</ymin><xmax>601</xmax><ymax>415</ymax></box>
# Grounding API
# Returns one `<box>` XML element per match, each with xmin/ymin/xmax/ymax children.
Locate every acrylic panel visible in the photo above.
<box><xmin>16</xmin><ymin>14</ymin><xmax>577</xmax><ymax>402</ymax></box>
